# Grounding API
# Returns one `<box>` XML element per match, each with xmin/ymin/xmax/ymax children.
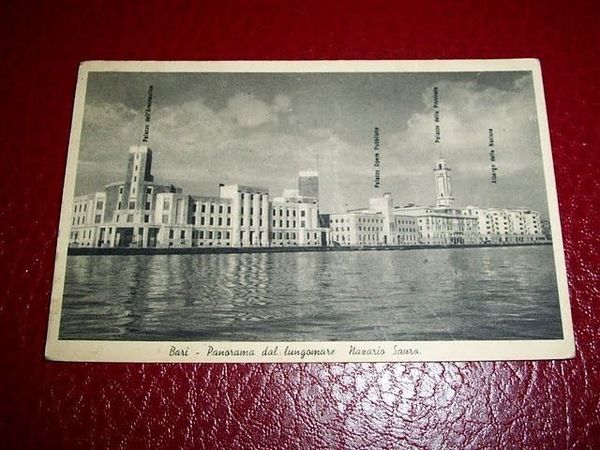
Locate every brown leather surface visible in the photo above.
<box><xmin>1</xmin><ymin>1</ymin><xmax>599</xmax><ymax>448</ymax></box>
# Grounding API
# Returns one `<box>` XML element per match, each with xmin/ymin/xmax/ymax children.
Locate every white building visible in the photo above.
<box><xmin>463</xmin><ymin>206</ymin><xmax>546</xmax><ymax>244</ymax></box>
<box><xmin>329</xmin><ymin>211</ymin><xmax>385</xmax><ymax>246</ymax></box>
<box><xmin>326</xmin><ymin>157</ymin><xmax>546</xmax><ymax>247</ymax></box>
<box><xmin>69</xmin><ymin>146</ymin><xmax>328</xmax><ymax>249</ymax></box>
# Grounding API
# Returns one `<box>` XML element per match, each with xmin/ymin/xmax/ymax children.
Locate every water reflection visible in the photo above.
<box><xmin>59</xmin><ymin>246</ymin><xmax>563</xmax><ymax>341</ymax></box>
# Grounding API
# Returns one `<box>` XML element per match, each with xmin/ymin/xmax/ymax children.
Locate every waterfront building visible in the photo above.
<box><xmin>462</xmin><ymin>206</ymin><xmax>546</xmax><ymax>244</ymax></box>
<box><xmin>329</xmin><ymin>211</ymin><xmax>385</xmax><ymax>246</ymax></box>
<box><xmin>70</xmin><ymin>192</ymin><xmax>106</xmax><ymax>247</ymax></box>
<box><xmin>188</xmin><ymin>196</ymin><xmax>233</xmax><ymax>247</ymax></box>
<box><xmin>393</xmin><ymin>215</ymin><xmax>420</xmax><ymax>245</ymax></box>
<box><xmin>270</xmin><ymin>188</ymin><xmax>323</xmax><ymax>247</ymax></box>
<box><xmin>326</xmin><ymin>157</ymin><xmax>545</xmax><ymax>247</ymax></box>
<box><xmin>69</xmin><ymin>145</ymin><xmax>546</xmax><ymax>250</ymax></box>
<box><xmin>395</xmin><ymin>205</ymin><xmax>480</xmax><ymax>245</ymax></box>
<box><xmin>219</xmin><ymin>184</ymin><xmax>270</xmax><ymax>247</ymax></box>
<box><xmin>69</xmin><ymin>146</ymin><xmax>328</xmax><ymax>249</ymax></box>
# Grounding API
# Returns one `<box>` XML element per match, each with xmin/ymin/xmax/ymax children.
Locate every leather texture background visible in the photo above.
<box><xmin>1</xmin><ymin>1</ymin><xmax>599</xmax><ymax>448</ymax></box>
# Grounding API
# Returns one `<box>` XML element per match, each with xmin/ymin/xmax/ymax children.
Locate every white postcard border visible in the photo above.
<box><xmin>45</xmin><ymin>59</ymin><xmax>575</xmax><ymax>363</ymax></box>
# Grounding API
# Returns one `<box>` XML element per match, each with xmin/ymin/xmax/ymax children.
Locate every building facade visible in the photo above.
<box><xmin>328</xmin><ymin>158</ymin><xmax>548</xmax><ymax>247</ymax></box>
<box><xmin>69</xmin><ymin>145</ymin><xmax>329</xmax><ymax>248</ymax></box>
<box><xmin>69</xmin><ymin>148</ymin><xmax>548</xmax><ymax>250</ymax></box>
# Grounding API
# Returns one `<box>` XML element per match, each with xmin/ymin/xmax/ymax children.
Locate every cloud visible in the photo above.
<box><xmin>379</xmin><ymin>75</ymin><xmax>546</xmax><ymax>212</ymax></box>
<box><xmin>75</xmin><ymin>73</ymin><xmax>549</xmax><ymax>217</ymax></box>
<box><xmin>221</xmin><ymin>93</ymin><xmax>277</xmax><ymax>128</ymax></box>
<box><xmin>272</xmin><ymin>94</ymin><xmax>292</xmax><ymax>113</ymax></box>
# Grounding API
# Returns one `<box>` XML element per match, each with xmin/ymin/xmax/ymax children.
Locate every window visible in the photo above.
<box><xmin>129</xmin><ymin>201</ymin><xmax>135</xmax><ymax>210</ymax></box>
<box><xmin>199</xmin><ymin>231</ymin><xmax>204</xmax><ymax>239</ymax></box>
<box><xmin>180</xmin><ymin>230</ymin><xmax>185</xmax><ymax>239</ymax></box>
<box><xmin>144</xmin><ymin>215</ymin><xmax>149</xmax><ymax>223</ymax></box>
<box><xmin>169</xmin><ymin>230</ymin><xmax>174</xmax><ymax>239</ymax></box>
<box><xmin>117</xmin><ymin>202</ymin><xmax>122</xmax><ymax>209</ymax></box>
<box><xmin>210</xmin><ymin>204</ymin><xmax>214</xmax><ymax>213</ymax></box>
<box><xmin>95</xmin><ymin>214</ymin><xmax>102</xmax><ymax>224</ymax></box>
<box><xmin>146</xmin><ymin>187</ymin><xmax>152</xmax><ymax>194</ymax></box>
<box><xmin>164</xmin><ymin>200</ymin><xmax>170</xmax><ymax>210</ymax></box>
<box><xmin>119</xmin><ymin>187</ymin><xmax>123</xmax><ymax>194</ymax></box>
<box><xmin>219</xmin><ymin>205</ymin><xmax>223</xmax><ymax>213</ymax></box>
<box><xmin>145</xmin><ymin>202</ymin><xmax>151</xmax><ymax>210</ymax></box>
<box><xmin>192</xmin><ymin>204</ymin><xmax>197</xmax><ymax>212</ymax></box>
<box><xmin>301</xmin><ymin>210</ymin><xmax>305</xmax><ymax>217</ymax></box>
<box><xmin>208</xmin><ymin>231</ymin><xmax>213</xmax><ymax>239</ymax></box>
<box><xmin>162</xmin><ymin>215</ymin><xmax>169</xmax><ymax>224</ymax></box>
<box><xmin>227</xmin><ymin>206</ymin><xmax>231</xmax><ymax>214</ymax></box>
<box><xmin>209</xmin><ymin>217</ymin><xmax>214</xmax><ymax>226</ymax></box>
<box><xmin>201</xmin><ymin>204</ymin><xmax>206</xmax><ymax>213</ymax></box>
<box><xmin>200</xmin><ymin>217</ymin><xmax>205</xmax><ymax>225</ymax></box>
<box><xmin>127</xmin><ymin>214</ymin><xmax>133</xmax><ymax>223</ymax></box>
<box><xmin>227</xmin><ymin>218</ymin><xmax>230</xmax><ymax>226</ymax></box>
<box><xmin>96</xmin><ymin>201</ymin><xmax>103</xmax><ymax>210</ymax></box>
<box><xmin>133</xmin><ymin>176</ymin><xmax>137</xmax><ymax>183</ymax></box>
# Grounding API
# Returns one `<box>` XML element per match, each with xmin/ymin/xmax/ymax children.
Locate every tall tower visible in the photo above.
<box><xmin>298</xmin><ymin>171</ymin><xmax>319</xmax><ymax>200</ymax></box>
<box><xmin>434</xmin><ymin>158</ymin><xmax>454</xmax><ymax>208</ymax></box>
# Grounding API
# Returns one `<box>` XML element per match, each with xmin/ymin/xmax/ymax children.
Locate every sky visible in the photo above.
<box><xmin>75</xmin><ymin>69</ymin><xmax>551</xmax><ymax>217</ymax></box>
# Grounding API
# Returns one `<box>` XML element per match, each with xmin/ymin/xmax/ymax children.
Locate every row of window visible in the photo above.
<box><xmin>332</xmin><ymin>217</ymin><xmax>382</xmax><ymax>224</ymax></box>
<box><xmin>163</xmin><ymin>230</ymin><xmax>322</xmax><ymax>242</ymax></box>
<box><xmin>271</xmin><ymin>219</ymin><xmax>309</xmax><ymax>228</ymax></box>
<box><xmin>196</xmin><ymin>216</ymin><xmax>231</xmax><ymax>227</ymax></box>
<box><xmin>192</xmin><ymin>203</ymin><xmax>232</xmax><ymax>214</ymax></box>
<box><xmin>118</xmin><ymin>200</ymin><xmax>152</xmax><ymax>210</ymax></box>
<box><xmin>272</xmin><ymin>208</ymin><xmax>307</xmax><ymax>218</ymax></box>
<box><xmin>168</xmin><ymin>229</ymin><xmax>233</xmax><ymax>240</ymax></box>
<box><xmin>333</xmin><ymin>234</ymin><xmax>380</xmax><ymax>243</ymax></box>
<box><xmin>239</xmin><ymin>192</ymin><xmax>267</xmax><ymax>201</ymax></box>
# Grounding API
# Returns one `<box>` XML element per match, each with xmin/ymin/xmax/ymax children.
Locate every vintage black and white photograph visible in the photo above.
<box><xmin>46</xmin><ymin>60</ymin><xmax>573</xmax><ymax>362</ymax></box>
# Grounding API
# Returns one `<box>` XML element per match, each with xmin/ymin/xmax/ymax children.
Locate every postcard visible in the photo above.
<box><xmin>45</xmin><ymin>60</ymin><xmax>574</xmax><ymax>362</ymax></box>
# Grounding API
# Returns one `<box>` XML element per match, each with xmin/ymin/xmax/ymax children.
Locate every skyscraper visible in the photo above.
<box><xmin>298</xmin><ymin>171</ymin><xmax>319</xmax><ymax>200</ymax></box>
